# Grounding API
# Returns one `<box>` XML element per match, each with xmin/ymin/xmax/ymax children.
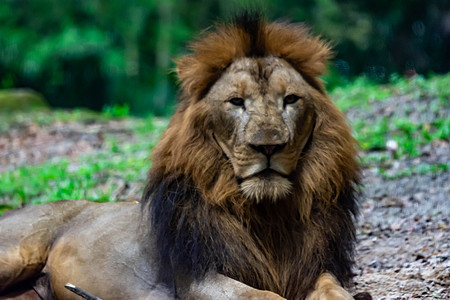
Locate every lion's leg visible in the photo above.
<box><xmin>305</xmin><ymin>273</ymin><xmax>353</xmax><ymax>300</ymax></box>
<box><xmin>0</xmin><ymin>200</ymin><xmax>91</xmax><ymax>294</ymax></box>
<box><xmin>178</xmin><ymin>272</ymin><xmax>285</xmax><ymax>300</ymax></box>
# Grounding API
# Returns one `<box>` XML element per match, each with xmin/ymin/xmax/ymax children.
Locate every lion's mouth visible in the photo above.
<box><xmin>255</xmin><ymin>168</ymin><xmax>288</xmax><ymax>179</ymax></box>
<box><xmin>256</xmin><ymin>169</ymin><xmax>275</xmax><ymax>178</ymax></box>
<box><xmin>239</xmin><ymin>162</ymin><xmax>290</xmax><ymax>181</ymax></box>
<box><xmin>239</xmin><ymin>168</ymin><xmax>293</xmax><ymax>202</ymax></box>
<box><xmin>237</xmin><ymin>168</ymin><xmax>289</xmax><ymax>184</ymax></box>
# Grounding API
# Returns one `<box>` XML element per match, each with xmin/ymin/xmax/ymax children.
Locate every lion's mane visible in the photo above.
<box><xmin>143</xmin><ymin>13</ymin><xmax>360</xmax><ymax>299</ymax></box>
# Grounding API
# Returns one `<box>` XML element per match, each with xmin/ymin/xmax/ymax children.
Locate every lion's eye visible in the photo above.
<box><xmin>228</xmin><ymin>97</ymin><xmax>245</xmax><ymax>108</ymax></box>
<box><xmin>283</xmin><ymin>94</ymin><xmax>301</xmax><ymax>106</ymax></box>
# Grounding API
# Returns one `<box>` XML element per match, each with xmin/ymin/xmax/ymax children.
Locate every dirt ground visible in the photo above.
<box><xmin>352</xmin><ymin>144</ymin><xmax>449</xmax><ymax>299</ymax></box>
<box><xmin>346</xmin><ymin>94</ymin><xmax>449</xmax><ymax>299</ymax></box>
<box><xmin>0</xmin><ymin>97</ymin><xmax>448</xmax><ymax>299</ymax></box>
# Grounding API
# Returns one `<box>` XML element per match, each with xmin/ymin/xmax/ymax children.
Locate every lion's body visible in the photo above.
<box><xmin>0</xmin><ymin>201</ymin><xmax>172</xmax><ymax>299</ymax></box>
<box><xmin>0</xmin><ymin>13</ymin><xmax>360</xmax><ymax>300</ymax></box>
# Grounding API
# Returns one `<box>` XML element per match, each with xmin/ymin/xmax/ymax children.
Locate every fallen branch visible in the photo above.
<box><xmin>64</xmin><ymin>283</ymin><xmax>103</xmax><ymax>300</ymax></box>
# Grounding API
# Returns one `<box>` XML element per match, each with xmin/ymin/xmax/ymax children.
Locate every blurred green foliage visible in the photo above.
<box><xmin>0</xmin><ymin>0</ymin><xmax>448</xmax><ymax>115</ymax></box>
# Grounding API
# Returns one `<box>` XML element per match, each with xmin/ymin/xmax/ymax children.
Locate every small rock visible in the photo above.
<box><xmin>415</xmin><ymin>254</ymin><xmax>426</xmax><ymax>261</ymax></box>
<box><xmin>353</xmin><ymin>292</ymin><xmax>372</xmax><ymax>300</ymax></box>
<box><xmin>386</xmin><ymin>139</ymin><xmax>398</xmax><ymax>153</ymax></box>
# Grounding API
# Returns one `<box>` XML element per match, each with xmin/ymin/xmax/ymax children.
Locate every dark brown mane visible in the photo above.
<box><xmin>176</xmin><ymin>12</ymin><xmax>332</xmax><ymax>101</ymax></box>
<box><xmin>143</xmin><ymin>13</ymin><xmax>360</xmax><ymax>299</ymax></box>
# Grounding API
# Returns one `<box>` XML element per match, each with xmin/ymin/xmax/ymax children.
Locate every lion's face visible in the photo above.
<box><xmin>205</xmin><ymin>57</ymin><xmax>316</xmax><ymax>202</ymax></box>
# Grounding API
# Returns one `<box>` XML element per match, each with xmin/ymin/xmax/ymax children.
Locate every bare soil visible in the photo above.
<box><xmin>352</xmin><ymin>145</ymin><xmax>449</xmax><ymax>299</ymax></box>
<box><xmin>0</xmin><ymin>120</ymin><xmax>135</xmax><ymax>173</ymax></box>
<box><xmin>346</xmin><ymin>94</ymin><xmax>449</xmax><ymax>299</ymax></box>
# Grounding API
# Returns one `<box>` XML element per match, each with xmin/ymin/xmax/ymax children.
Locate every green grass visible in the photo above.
<box><xmin>0</xmin><ymin>153</ymin><xmax>147</xmax><ymax>208</ymax></box>
<box><xmin>378</xmin><ymin>163</ymin><xmax>449</xmax><ymax>179</ymax></box>
<box><xmin>330</xmin><ymin>73</ymin><xmax>450</xmax><ymax>112</ymax></box>
<box><xmin>331</xmin><ymin>73</ymin><xmax>450</xmax><ymax>157</ymax></box>
<box><xmin>0</xmin><ymin>113</ymin><xmax>168</xmax><ymax>214</ymax></box>
<box><xmin>0</xmin><ymin>108</ymin><xmax>107</xmax><ymax>134</ymax></box>
<box><xmin>331</xmin><ymin>76</ymin><xmax>393</xmax><ymax>112</ymax></box>
<box><xmin>389</xmin><ymin>73</ymin><xmax>450</xmax><ymax>103</ymax></box>
<box><xmin>352</xmin><ymin>117</ymin><xmax>449</xmax><ymax>157</ymax></box>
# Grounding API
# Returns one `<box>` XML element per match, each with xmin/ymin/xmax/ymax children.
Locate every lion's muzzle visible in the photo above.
<box><xmin>249</xmin><ymin>143</ymin><xmax>287</xmax><ymax>158</ymax></box>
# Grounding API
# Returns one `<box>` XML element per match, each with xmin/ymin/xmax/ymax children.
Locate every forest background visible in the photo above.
<box><xmin>1</xmin><ymin>0</ymin><xmax>449</xmax><ymax>115</ymax></box>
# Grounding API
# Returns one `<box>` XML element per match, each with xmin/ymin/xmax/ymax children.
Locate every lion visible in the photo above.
<box><xmin>0</xmin><ymin>13</ymin><xmax>360</xmax><ymax>300</ymax></box>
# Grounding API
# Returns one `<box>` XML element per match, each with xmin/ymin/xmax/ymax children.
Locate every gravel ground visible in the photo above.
<box><xmin>345</xmin><ymin>94</ymin><xmax>449</xmax><ymax>299</ymax></box>
<box><xmin>0</xmin><ymin>120</ymin><xmax>135</xmax><ymax>173</ymax></box>
<box><xmin>353</xmin><ymin>149</ymin><xmax>449</xmax><ymax>299</ymax></box>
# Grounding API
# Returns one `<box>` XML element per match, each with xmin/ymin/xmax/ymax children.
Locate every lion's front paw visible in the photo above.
<box><xmin>306</xmin><ymin>287</ymin><xmax>353</xmax><ymax>300</ymax></box>
<box><xmin>306</xmin><ymin>273</ymin><xmax>353</xmax><ymax>300</ymax></box>
<box><xmin>240</xmin><ymin>290</ymin><xmax>286</xmax><ymax>300</ymax></box>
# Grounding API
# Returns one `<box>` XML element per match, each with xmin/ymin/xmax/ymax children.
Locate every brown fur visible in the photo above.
<box><xmin>144</xmin><ymin>13</ymin><xmax>360</xmax><ymax>299</ymax></box>
<box><xmin>176</xmin><ymin>16</ymin><xmax>332</xmax><ymax>100</ymax></box>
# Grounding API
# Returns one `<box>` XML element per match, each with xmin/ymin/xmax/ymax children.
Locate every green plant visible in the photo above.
<box><xmin>380</xmin><ymin>163</ymin><xmax>449</xmax><ymax>179</ymax></box>
<box><xmin>0</xmin><ymin>114</ymin><xmax>168</xmax><ymax>215</ymax></box>
<box><xmin>102</xmin><ymin>104</ymin><xmax>131</xmax><ymax>118</ymax></box>
<box><xmin>336</xmin><ymin>73</ymin><xmax>450</xmax><ymax>158</ymax></box>
<box><xmin>331</xmin><ymin>76</ymin><xmax>392</xmax><ymax>112</ymax></box>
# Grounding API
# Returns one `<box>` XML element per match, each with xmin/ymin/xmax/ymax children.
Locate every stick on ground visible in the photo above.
<box><xmin>64</xmin><ymin>283</ymin><xmax>103</xmax><ymax>300</ymax></box>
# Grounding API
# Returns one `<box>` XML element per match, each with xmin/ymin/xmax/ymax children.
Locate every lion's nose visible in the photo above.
<box><xmin>250</xmin><ymin>143</ymin><xmax>286</xmax><ymax>157</ymax></box>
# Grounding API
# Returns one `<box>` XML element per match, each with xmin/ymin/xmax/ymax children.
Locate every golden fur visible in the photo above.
<box><xmin>145</xmin><ymin>13</ymin><xmax>360</xmax><ymax>299</ymax></box>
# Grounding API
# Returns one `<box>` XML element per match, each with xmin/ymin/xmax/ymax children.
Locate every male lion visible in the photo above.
<box><xmin>0</xmin><ymin>14</ymin><xmax>360</xmax><ymax>300</ymax></box>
